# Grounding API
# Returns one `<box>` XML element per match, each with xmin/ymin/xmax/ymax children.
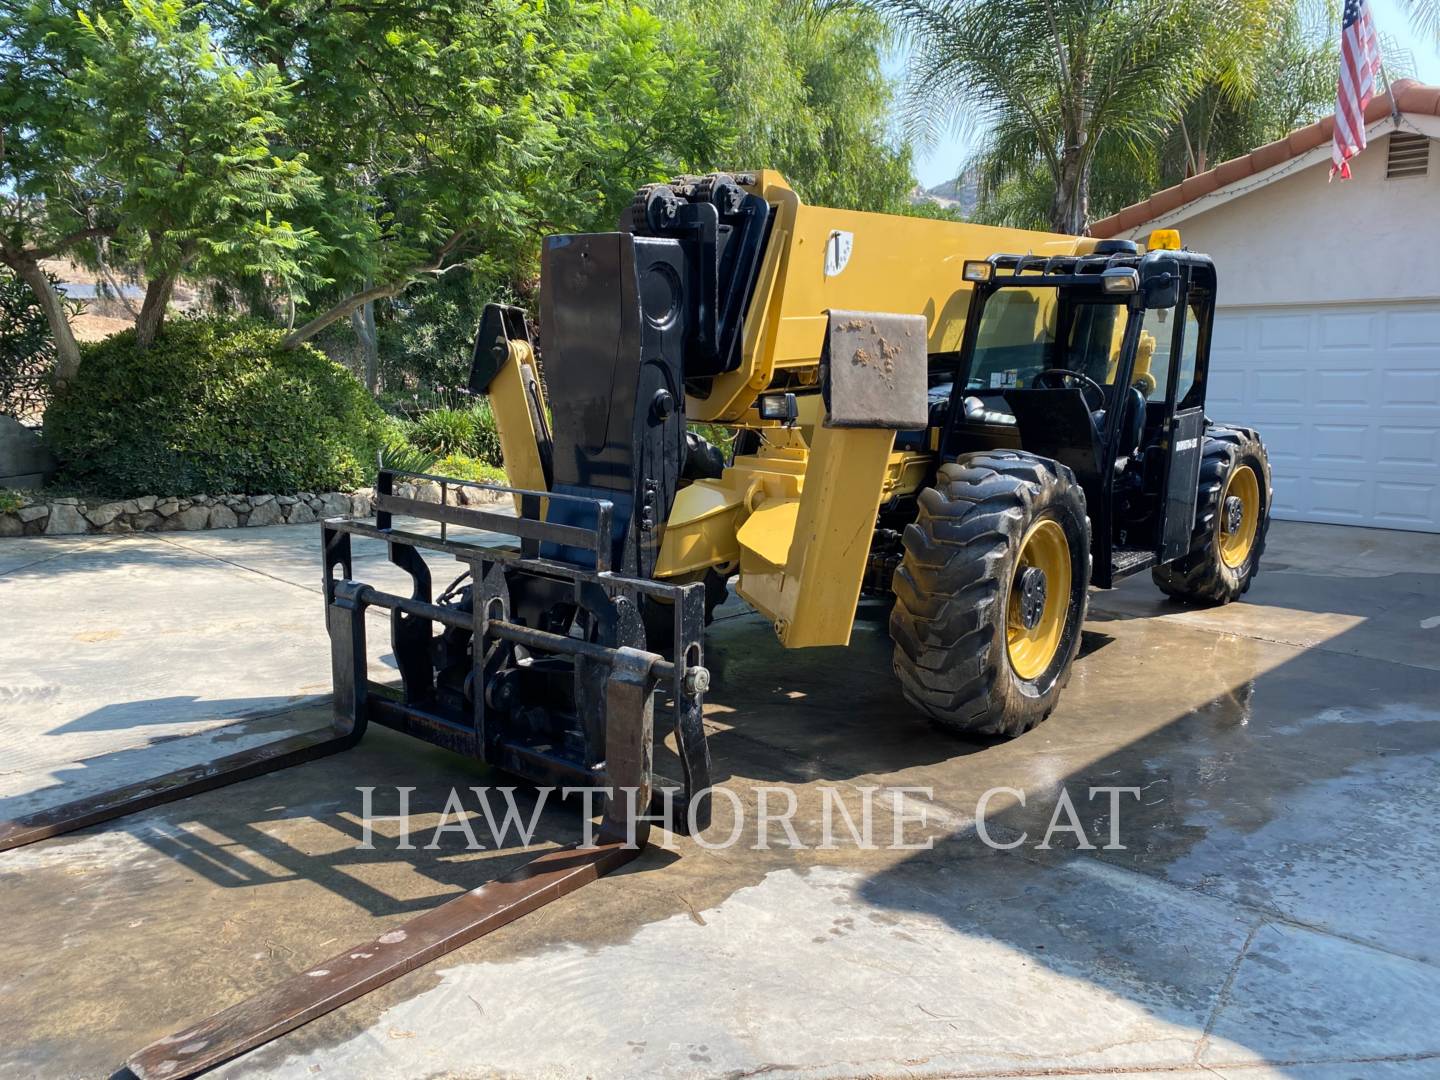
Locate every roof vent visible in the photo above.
<box><xmin>1386</xmin><ymin>132</ymin><xmax>1430</xmax><ymax>179</ymax></box>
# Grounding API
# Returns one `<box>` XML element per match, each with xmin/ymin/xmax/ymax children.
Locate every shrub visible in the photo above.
<box><xmin>373</xmin><ymin>266</ymin><xmax>517</xmax><ymax>391</ymax></box>
<box><xmin>45</xmin><ymin>318</ymin><xmax>387</xmax><ymax>497</ymax></box>
<box><xmin>406</xmin><ymin>400</ymin><xmax>502</xmax><ymax>465</ymax></box>
<box><xmin>467</xmin><ymin>399</ymin><xmax>502</xmax><ymax>465</ymax></box>
<box><xmin>409</xmin><ymin>406</ymin><xmax>478</xmax><ymax>458</ymax></box>
<box><xmin>378</xmin><ymin>419</ymin><xmax>438</xmax><ymax>475</ymax></box>
<box><xmin>431</xmin><ymin>452</ymin><xmax>507</xmax><ymax>486</ymax></box>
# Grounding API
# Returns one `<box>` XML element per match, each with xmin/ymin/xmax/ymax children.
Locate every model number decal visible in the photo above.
<box><xmin>1175</xmin><ymin>437</ymin><xmax>1199</xmax><ymax>451</ymax></box>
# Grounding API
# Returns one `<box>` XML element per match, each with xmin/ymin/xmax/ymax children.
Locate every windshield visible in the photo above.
<box><xmin>965</xmin><ymin>286</ymin><xmax>1130</xmax><ymax>391</ymax></box>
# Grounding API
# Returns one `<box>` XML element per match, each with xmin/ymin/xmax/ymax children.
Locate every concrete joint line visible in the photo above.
<box><xmin>1194</xmin><ymin>918</ymin><xmax>1265</xmax><ymax>1065</ymax></box>
<box><xmin>0</xmin><ymin>533</ymin><xmax>126</xmax><ymax>579</ymax></box>
<box><xmin>152</xmin><ymin>533</ymin><xmax>325</xmax><ymax>596</ymax></box>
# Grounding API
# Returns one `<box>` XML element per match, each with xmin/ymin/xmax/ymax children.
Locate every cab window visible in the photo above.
<box><xmin>966</xmin><ymin>288</ymin><xmax>1054</xmax><ymax>390</ymax></box>
<box><xmin>1133</xmin><ymin>296</ymin><xmax>1205</xmax><ymax>405</ymax></box>
<box><xmin>1174</xmin><ymin>294</ymin><xmax>1208</xmax><ymax>409</ymax></box>
<box><xmin>1134</xmin><ymin>307</ymin><xmax>1176</xmax><ymax>400</ymax></box>
<box><xmin>966</xmin><ymin>288</ymin><xmax>1125</xmax><ymax>391</ymax></box>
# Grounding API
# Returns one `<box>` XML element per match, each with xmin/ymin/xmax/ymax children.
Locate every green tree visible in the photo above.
<box><xmin>220</xmin><ymin>0</ymin><xmax>572</xmax><ymax>361</ymax></box>
<box><xmin>72</xmin><ymin>0</ymin><xmax>323</xmax><ymax>346</ymax></box>
<box><xmin>1166</xmin><ymin>17</ymin><xmax>1338</xmax><ymax>179</ymax></box>
<box><xmin>661</xmin><ymin>0</ymin><xmax>914</xmax><ymax>212</ymax></box>
<box><xmin>230</xmin><ymin>0</ymin><xmax>727</xmax><ymax>376</ymax></box>
<box><xmin>1</xmin><ymin>0</ymin><xmax>323</xmax><ymax>362</ymax></box>
<box><xmin>0</xmin><ymin>0</ymin><xmax>113</xmax><ymax>381</ymax></box>
<box><xmin>878</xmin><ymin>0</ymin><xmax>1286</xmax><ymax>233</ymax></box>
<box><xmin>967</xmin><ymin>8</ymin><xmax>1342</xmax><ymax>230</ymax></box>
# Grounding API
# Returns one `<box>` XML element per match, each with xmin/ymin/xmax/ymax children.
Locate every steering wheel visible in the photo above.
<box><xmin>1032</xmin><ymin>368</ymin><xmax>1108</xmax><ymax>412</ymax></box>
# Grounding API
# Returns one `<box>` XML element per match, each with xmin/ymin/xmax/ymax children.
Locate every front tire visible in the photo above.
<box><xmin>1152</xmin><ymin>425</ymin><xmax>1272</xmax><ymax>605</ymax></box>
<box><xmin>890</xmin><ymin>451</ymin><xmax>1091</xmax><ymax>738</ymax></box>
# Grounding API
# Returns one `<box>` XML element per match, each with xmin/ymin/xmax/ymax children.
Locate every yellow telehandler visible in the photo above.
<box><xmin>481</xmin><ymin>169</ymin><xmax>1272</xmax><ymax>733</ymax></box>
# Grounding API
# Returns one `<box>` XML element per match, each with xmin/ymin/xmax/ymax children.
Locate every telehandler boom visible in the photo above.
<box><xmin>0</xmin><ymin>171</ymin><xmax>1270</xmax><ymax>1076</ymax></box>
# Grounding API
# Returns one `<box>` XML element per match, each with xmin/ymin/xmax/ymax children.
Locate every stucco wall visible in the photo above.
<box><xmin>1116</xmin><ymin>130</ymin><xmax>1440</xmax><ymax>308</ymax></box>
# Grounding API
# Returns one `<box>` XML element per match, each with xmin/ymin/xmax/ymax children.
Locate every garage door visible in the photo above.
<box><xmin>1208</xmin><ymin>303</ymin><xmax>1440</xmax><ymax>533</ymax></box>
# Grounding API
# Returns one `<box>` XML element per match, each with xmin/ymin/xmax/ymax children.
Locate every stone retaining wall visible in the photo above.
<box><xmin>0</xmin><ymin>479</ymin><xmax>506</xmax><ymax>537</ymax></box>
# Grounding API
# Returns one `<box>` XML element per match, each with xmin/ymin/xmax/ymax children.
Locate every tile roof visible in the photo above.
<box><xmin>1087</xmin><ymin>79</ymin><xmax>1440</xmax><ymax>238</ymax></box>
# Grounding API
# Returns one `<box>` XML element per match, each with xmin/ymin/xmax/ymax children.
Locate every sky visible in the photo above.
<box><xmin>905</xmin><ymin>0</ymin><xmax>1440</xmax><ymax>190</ymax></box>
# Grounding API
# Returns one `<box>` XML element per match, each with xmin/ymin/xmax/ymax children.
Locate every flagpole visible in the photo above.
<box><xmin>1375</xmin><ymin>24</ymin><xmax>1400</xmax><ymax>125</ymax></box>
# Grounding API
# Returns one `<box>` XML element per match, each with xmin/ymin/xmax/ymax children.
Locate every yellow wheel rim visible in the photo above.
<box><xmin>1006</xmin><ymin>518</ymin><xmax>1071</xmax><ymax>681</ymax></box>
<box><xmin>1219</xmin><ymin>464</ymin><xmax>1260</xmax><ymax>568</ymax></box>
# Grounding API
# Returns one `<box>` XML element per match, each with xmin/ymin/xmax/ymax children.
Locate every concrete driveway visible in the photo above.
<box><xmin>1</xmin><ymin>519</ymin><xmax>1438</xmax><ymax>1079</ymax></box>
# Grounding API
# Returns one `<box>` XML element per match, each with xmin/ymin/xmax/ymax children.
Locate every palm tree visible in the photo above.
<box><xmin>1398</xmin><ymin>0</ymin><xmax>1439</xmax><ymax>41</ymax></box>
<box><xmin>876</xmin><ymin>0</ymin><xmax>1287</xmax><ymax>233</ymax></box>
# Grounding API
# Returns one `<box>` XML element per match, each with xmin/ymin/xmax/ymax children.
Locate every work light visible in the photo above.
<box><xmin>1101</xmin><ymin>268</ymin><xmax>1139</xmax><ymax>293</ymax></box>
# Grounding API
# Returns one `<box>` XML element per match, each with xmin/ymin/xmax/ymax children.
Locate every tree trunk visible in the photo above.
<box><xmin>283</xmin><ymin>278</ymin><xmax>406</xmax><ymax>349</ymax></box>
<box><xmin>351</xmin><ymin>295</ymin><xmax>379</xmax><ymax>393</ymax></box>
<box><xmin>1050</xmin><ymin>147</ymin><xmax>1089</xmax><ymax>236</ymax></box>
<box><xmin>136</xmin><ymin>273</ymin><xmax>177</xmax><ymax>349</ymax></box>
<box><xmin>8</xmin><ymin>255</ymin><xmax>83</xmax><ymax>386</ymax></box>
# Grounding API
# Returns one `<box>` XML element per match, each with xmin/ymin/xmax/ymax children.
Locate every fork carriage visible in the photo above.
<box><xmin>321</xmin><ymin>466</ymin><xmax>714</xmax><ymax>832</ymax></box>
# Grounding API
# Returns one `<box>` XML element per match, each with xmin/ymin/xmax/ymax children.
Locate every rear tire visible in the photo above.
<box><xmin>890</xmin><ymin>451</ymin><xmax>1091</xmax><ymax>738</ymax></box>
<box><xmin>1152</xmin><ymin>425</ymin><xmax>1272</xmax><ymax>605</ymax></box>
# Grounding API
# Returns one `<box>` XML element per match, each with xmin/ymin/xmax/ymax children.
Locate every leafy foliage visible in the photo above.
<box><xmin>45</xmin><ymin>318</ymin><xmax>386</xmax><ymax>497</ymax></box>
<box><xmin>75</xmin><ymin>2</ymin><xmax>321</xmax><ymax>288</ymax></box>
<box><xmin>0</xmin><ymin>267</ymin><xmax>74</xmax><ymax>417</ymax></box>
<box><xmin>661</xmin><ymin>0</ymin><xmax>913</xmax><ymax>211</ymax></box>
<box><xmin>405</xmin><ymin>401</ymin><xmax>502</xmax><ymax>463</ymax></box>
<box><xmin>378</xmin><ymin>422</ymin><xmax>439</xmax><ymax>475</ymax></box>
<box><xmin>430</xmin><ymin>452</ymin><xmax>507</xmax><ymax>485</ymax></box>
<box><xmin>374</xmin><ymin>268</ymin><xmax>502</xmax><ymax>393</ymax></box>
<box><xmin>1398</xmin><ymin>0</ymin><xmax>1440</xmax><ymax>43</ymax></box>
<box><xmin>968</xmin><ymin>5</ymin><xmax>1341</xmax><ymax>228</ymax></box>
<box><xmin>3</xmin><ymin>0</ymin><xmax>325</xmax><ymax>347</ymax></box>
<box><xmin>878</xmin><ymin>0</ymin><xmax>1294</xmax><ymax>232</ymax></box>
<box><xmin>7</xmin><ymin>0</ymin><xmax>919</xmax><ymax>390</ymax></box>
<box><xmin>240</xmin><ymin>0</ymin><xmax>732</xmax><ymax>346</ymax></box>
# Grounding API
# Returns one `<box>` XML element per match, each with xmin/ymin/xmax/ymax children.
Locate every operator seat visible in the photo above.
<box><xmin>1131</xmin><ymin>330</ymin><xmax>1159</xmax><ymax>398</ymax></box>
<box><xmin>1113</xmin><ymin>331</ymin><xmax>1157</xmax><ymax>476</ymax></box>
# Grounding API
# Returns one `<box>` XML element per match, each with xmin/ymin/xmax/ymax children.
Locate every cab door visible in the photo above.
<box><xmin>1157</xmin><ymin>275</ymin><xmax>1211</xmax><ymax>561</ymax></box>
<box><xmin>1162</xmin><ymin>407</ymin><xmax>1205</xmax><ymax>561</ymax></box>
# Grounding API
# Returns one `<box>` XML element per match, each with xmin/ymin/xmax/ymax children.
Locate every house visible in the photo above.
<box><xmin>1089</xmin><ymin>80</ymin><xmax>1440</xmax><ymax>533</ymax></box>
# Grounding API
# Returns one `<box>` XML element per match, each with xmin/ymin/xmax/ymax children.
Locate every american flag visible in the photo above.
<box><xmin>1331</xmin><ymin>0</ymin><xmax>1383</xmax><ymax>180</ymax></box>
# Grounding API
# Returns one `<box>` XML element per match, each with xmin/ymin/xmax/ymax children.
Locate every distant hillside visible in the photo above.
<box><xmin>38</xmin><ymin>258</ymin><xmax>199</xmax><ymax>342</ymax></box>
<box><xmin>908</xmin><ymin>174</ymin><xmax>978</xmax><ymax>218</ymax></box>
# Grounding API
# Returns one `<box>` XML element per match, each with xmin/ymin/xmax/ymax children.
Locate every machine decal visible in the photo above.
<box><xmin>824</xmin><ymin>229</ymin><xmax>853</xmax><ymax>276</ymax></box>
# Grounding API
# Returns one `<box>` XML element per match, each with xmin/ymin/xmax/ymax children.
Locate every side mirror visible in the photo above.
<box><xmin>1141</xmin><ymin>256</ymin><xmax>1180</xmax><ymax>309</ymax></box>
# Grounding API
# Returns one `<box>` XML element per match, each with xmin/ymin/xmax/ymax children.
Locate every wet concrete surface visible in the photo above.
<box><xmin>1</xmin><ymin>519</ymin><xmax>1438</xmax><ymax>1078</ymax></box>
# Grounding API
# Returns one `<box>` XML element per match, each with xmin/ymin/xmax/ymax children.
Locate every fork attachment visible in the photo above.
<box><xmin>321</xmin><ymin>468</ymin><xmax>712</xmax><ymax>830</ymax></box>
